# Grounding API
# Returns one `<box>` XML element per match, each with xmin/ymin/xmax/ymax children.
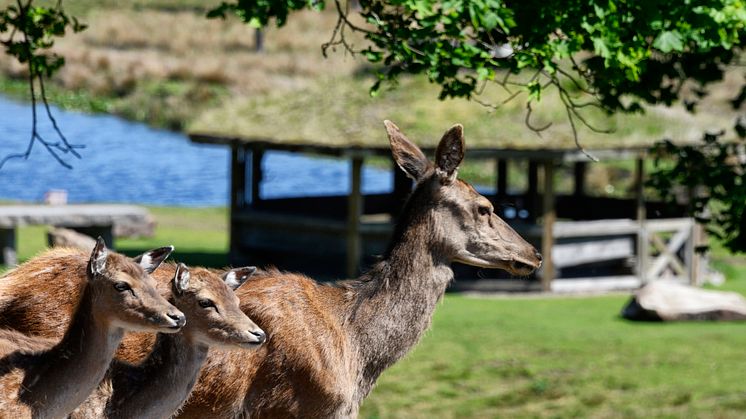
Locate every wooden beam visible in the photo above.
<box><xmin>689</xmin><ymin>223</ymin><xmax>703</xmax><ymax>285</ymax></box>
<box><xmin>391</xmin><ymin>162</ymin><xmax>412</xmax><ymax>216</ymax></box>
<box><xmin>634</xmin><ymin>157</ymin><xmax>647</xmax><ymax>283</ymax></box>
<box><xmin>541</xmin><ymin>160</ymin><xmax>556</xmax><ymax>291</ymax></box>
<box><xmin>573</xmin><ymin>162</ymin><xmax>587</xmax><ymax>196</ymax></box>
<box><xmin>250</xmin><ymin>148</ymin><xmax>264</xmax><ymax>207</ymax></box>
<box><xmin>347</xmin><ymin>157</ymin><xmax>364</xmax><ymax>278</ymax></box>
<box><xmin>0</xmin><ymin>228</ymin><xmax>16</xmax><ymax>266</ymax></box>
<box><xmin>528</xmin><ymin>160</ymin><xmax>539</xmax><ymax>221</ymax></box>
<box><xmin>230</xmin><ymin>146</ymin><xmax>247</xmax><ymax>263</ymax></box>
<box><xmin>497</xmin><ymin>159</ymin><xmax>508</xmax><ymax>199</ymax></box>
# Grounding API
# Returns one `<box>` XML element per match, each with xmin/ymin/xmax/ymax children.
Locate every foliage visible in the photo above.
<box><xmin>208</xmin><ymin>0</ymin><xmax>746</xmax><ymax>154</ymax></box>
<box><xmin>0</xmin><ymin>0</ymin><xmax>85</xmax><ymax>78</ymax></box>
<box><xmin>0</xmin><ymin>0</ymin><xmax>86</xmax><ymax>169</ymax></box>
<box><xmin>649</xmin><ymin>131</ymin><xmax>746</xmax><ymax>253</ymax></box>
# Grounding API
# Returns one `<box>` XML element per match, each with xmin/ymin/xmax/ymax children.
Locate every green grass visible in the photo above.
<box><xmin>0</xmin><ymin>77</ymin><xmax>112</xmax><ymax>114</ymax></box>
<box><xmin>360</xmin><ymin>291</ymin><xmax>746</xmax><ymax>418</ymax></box>
<box><xmin>7</xmin><ymin>206</ymin><xmax>746</xmax><ymax>418</ymax></box>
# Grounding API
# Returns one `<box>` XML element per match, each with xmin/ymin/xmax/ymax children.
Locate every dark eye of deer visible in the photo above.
<box><xmin>478</xmin><ymin>206</ymin><xmax>491</xmax><ymax>216</ymax></box>
<box><xmin>198</xmin><ymin>299</ymin><xmax>215</xmax><ymax>309</ymax></box>
<box><xmin>114</xmin><ymin>282</ymin><xmax>131</xmax><ymax>292</ymax></box>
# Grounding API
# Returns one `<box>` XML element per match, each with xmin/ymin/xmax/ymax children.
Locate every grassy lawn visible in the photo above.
<box><xmin>7</xmin><ymin>206</ymin><xmax>746</xmax><ymax>418</ymax></box>
<box><xmin>361</xmin><ymin>291</ymin><xmax>746</xmax><ymax>418</ymax></box>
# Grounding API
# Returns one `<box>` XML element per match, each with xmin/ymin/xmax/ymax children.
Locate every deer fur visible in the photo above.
<box><xmin>0</xmin><ymin>122</ymin><xmax>542</xmax><ymax>418</ymax></box>
<box><xmin>0</xmin><ymin>239</ymin><xmax>183</xmax><ymax>418</ymax></box>
<box><xmin>72</xmin><ymin>264</ymin><xmax>265</xmax><ymax>419</ymax></box>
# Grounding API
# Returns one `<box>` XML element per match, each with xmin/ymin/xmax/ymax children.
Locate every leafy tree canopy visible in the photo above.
<box><xmin>209</xmin><ymin>1</ymin><xmax>745</xmax><ymax>140</ymax></box>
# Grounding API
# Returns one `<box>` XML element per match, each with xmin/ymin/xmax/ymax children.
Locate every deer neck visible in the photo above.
<box><xmin>23</xmin><ymin>286</ymin><xmax>124</xmax><ymax>418</ymax></box>
<box><xmin>347</xmin><ymin>215</ymin><xmax>453</xmax><ymax>401</ymax></box>
<box><xmin>105</xmin><ymin>332</ymin><xmax>208</xmax><ymax>419</ymax></box>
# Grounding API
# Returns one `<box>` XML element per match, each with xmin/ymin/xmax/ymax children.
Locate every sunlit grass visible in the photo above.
<box><xmin>5</xmin><ymin>206</ymin><xmax>746</xmax><ymax>417</ymax></box>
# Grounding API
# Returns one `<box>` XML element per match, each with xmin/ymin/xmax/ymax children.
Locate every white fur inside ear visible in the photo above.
<box><xmin>139</xmin><ymin>253</ymin><xmax>153</xmax><ymax>268</ymax></box>
<box><xmin>224</xmin><ymin>271</ymin><xmax>242</xmax><ymax>289</ymax></box>
<box><xmin>92</xmin><ymin>249</ymin><xmax>107</xmax><ymax>275</ymax></box>
<box><xmin>174</xmin><ymin>265</ymin><xmax>190</xmax><ymax>293</ymax></box>
<box><xmin>223</xmin><ymin>267</ymin><xmax>256</xmax><ymax>290</ymax></box>
<box><xmin>435</xmin><ymin>167</ymin><xmax>458</xmax><ymax>184</ymax></box>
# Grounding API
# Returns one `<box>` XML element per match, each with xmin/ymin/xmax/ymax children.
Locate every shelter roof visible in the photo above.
<box><xmin>189</xmin><ymin>76</ymin><xmax>741</xmax><ymax>161</ymax></box>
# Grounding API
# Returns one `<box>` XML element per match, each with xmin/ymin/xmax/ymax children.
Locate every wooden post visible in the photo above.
<box><xmin>250</xmin><ymin>149</ymin><xmax>264</xmax><ymax>207</ymax></box>
<box><xmin>573</xmin><ymin>162</ymin><xmax>587</xmax><ymax>196</ymax></box>
<box><xmin>347</xmin><ymin>157</ymin><xmax>364</xmax><ymax>278</ymax></box>
<box><xmin>391</xmin><ymin>163</ymin><xmax>412</xmax><ymax>216</ymax></box>
<box><xmin>230</xmin><ymin>146</ymin><xmax>247</xmax><ymax>263</ymax></box>
<box><xmin>635</xmin><ymin>157</ymin><xmax>648</xmax><ymax>283</ymax></box>
<box><xmin>540</xmin><ymin>160</ymin><xmax>555</xmax><ymax>291</ymax></box>
<box><xmin>528</xmin><ymin>160</ymin><xmax>539</xmax><ymax>221</ymax></box>
<box><xmin>0</xmin><ymin>228</ymin><xmax>16</xmax><ymax>266</ymax></box>
<box><xmin>689</xmin><ymin>223</ymin><xmax>703</xmax><ymax>285</ymax></box>
<box><xmin>496</xmin><ymin>159</ymin><xmax>508</xmax><ymax>199</ymax></box>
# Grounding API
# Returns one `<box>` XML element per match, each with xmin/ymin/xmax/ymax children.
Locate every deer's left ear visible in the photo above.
<box><xmin>134</xmin><ymin>245</ymin><xmax>174</xmax><ymax>274</ymax></box>
<box><xmin>87</xmin><ymin>237</ymin><xmax>108</xmax><ymax>279</ymax></box>
<box><xmin>223</xmin><ymin>266</ymin><xmax>257</xmax><ymax>290</ymax></box>
<box><xmin>172</xmin><ymin>263</ymin><xmax>190</xmax><ymax>295</ymax></box>
<box><xmin>435</xmin><ymin>124</ymin><xmax>464</xmax><ymax>182</ymax></box>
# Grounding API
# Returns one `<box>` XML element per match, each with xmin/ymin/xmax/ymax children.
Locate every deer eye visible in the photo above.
<box><xmin>478</xmin><ymin>206</ymin><xmax>491</xmax><ymax>216</ymax></box>
<box><xmin>114</xmin><ymin>282</ymin><xmax>131</xmax><ymax>292</ymax></box>
<box><xmin>198</xmin><ymin>299</ymin><xmax>215</xmax><ymax>309</ymax></box>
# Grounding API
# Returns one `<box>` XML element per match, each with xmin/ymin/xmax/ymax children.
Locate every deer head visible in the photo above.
<box><xmin>385</xmin><ymin>120</ymin><xmax>542</xmax><ymax>276</ymax></box>
<box><xmin>171</xmin><ymin>264</ymin><xmax>266</xmax><ymax>348</ymax></box>
<box><xmin>87</xmin><ymin>238</ymin><xmax>185</xmax><ymax>332</ymax></box>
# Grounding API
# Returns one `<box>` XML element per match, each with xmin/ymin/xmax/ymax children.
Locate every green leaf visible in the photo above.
<box><xmin>653</xmin><ymin>30</ymin><xmax>685</xmax><ymax>53</ymax></box>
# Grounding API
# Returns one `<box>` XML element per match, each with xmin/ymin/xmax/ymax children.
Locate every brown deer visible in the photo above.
<box><xmin>0</xmin><ymin>121</ymin><xmax>542</xmax><ymax>418</ymax></box>
<box><xmin>72</xmin><ymin>263</ymin><xmax>265</xmax><ymax>419</ymax></box>
<box><xmin>163</xmin><ymin>121</ymin><xmax>542</xmax><ymax>418</ymax></box>
<box><xmin>0</xmin><ymin>238</ymin><xmax>184</xmax><ymax>418</ymax></box>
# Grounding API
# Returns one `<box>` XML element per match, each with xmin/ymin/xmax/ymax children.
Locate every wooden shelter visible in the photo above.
<box><xmin>187</xmin><ymin>77</ymin><xmax>729</xmax><ymax>291</ymax></box>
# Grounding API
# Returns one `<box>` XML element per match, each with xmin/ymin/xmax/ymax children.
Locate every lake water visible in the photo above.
<box><xmin>0</xmin><ymin>96</ymin><xmax>392</xmax><ymax>206</ymax></box>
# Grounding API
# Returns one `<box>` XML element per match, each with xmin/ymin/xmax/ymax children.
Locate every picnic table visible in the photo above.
<box><xmin>0</xmin><ymin>204</ymin><xmax>152</xmax><ymax>266</ymax></box>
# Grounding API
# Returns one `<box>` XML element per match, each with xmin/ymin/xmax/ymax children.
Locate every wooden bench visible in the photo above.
<box><xmin>0</xmin><ymin>205</ymin><xmax>152</xmax><ymax>266</ymax></box>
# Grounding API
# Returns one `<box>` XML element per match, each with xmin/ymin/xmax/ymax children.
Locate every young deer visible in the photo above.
<box><xmin>0</xmin><ymin>238</ymin><xmax>184</xmax><ymax>418</ymax></box>
<box><xmin>0</xmin><ymin>122</ymin><xmax>542</xmax><ymax>418</ymax></box>
<box><xmin>72</xmin><ymin>263</ymin><xmax>265</xmax><ymax>419</ymax></box>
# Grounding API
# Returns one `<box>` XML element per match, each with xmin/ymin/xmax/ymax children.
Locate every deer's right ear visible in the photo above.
<box><xmin>385</xmin><ymin>120</ymin><xmax>431</xmax><ymax>181</ymax></box>
<box><xmin>134</xmin><ymin>245</ymin><xmax>174</xmax><ymax>274</ymax></box>
<box><xmin>172</xmin><ymin>263</ymin><xmax>190</xmax><ymax>295</ymax></box>
<box><xmin>223</xmin><ymin>266</ymin><xmax>257</xmax><ymax>290</ymax></box>
<box><xmin>87</xmin><ymin>237</ymin><xmax>108</xmax><ymax>279</ymax></box>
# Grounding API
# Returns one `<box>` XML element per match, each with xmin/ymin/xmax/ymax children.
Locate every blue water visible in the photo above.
<box><xmin>0</xmin><ymin>97</ymin><xmax>392</xmax><ymax>206</ymax></box>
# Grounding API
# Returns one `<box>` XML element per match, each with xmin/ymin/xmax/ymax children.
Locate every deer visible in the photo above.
<box><xmin>0</xmin><ymin>121</ymin><xmax>543</xmax><ymax>418</ymax></box>
<box><xmin>0</xmin><ymin>238</ymin><xmax>185</xmax><ymax>418</ymax></box>
<box><xmin>71</xmin><ymin>263</ymin><xmax>266</xmax><ymax>419</ymax></box>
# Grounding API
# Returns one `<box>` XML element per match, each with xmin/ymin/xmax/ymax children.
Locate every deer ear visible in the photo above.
<box><xmin>223</xmin><ymin>266</ymin><xmax>257</xmax><ymax>290</ymax></box>
<box><xmin>134</xmin><ymin>245</ymin><xmax>174</xmax><ymax>274</ymax></box>
<box><xmin>87</xmin><ymin>237</ymin><xmax>108</xmax><ymax>279</ymax></box>
<box><xmin>172</xmin><ymin>263</ymin><xmax>190</xmax><ymax>295</ymax></box>
<box><xmin>435</xmin><ymin>124</ymin><xmax>465</xmax><ymax>181</ymax></box>
<box><xmin>385</xmin><ymin>120</ymin><xmax>431</xmax><ymax>182</ymax></box>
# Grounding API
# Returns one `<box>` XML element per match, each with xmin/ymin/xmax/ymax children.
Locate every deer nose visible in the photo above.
<box><xmin>167</xmin><ymin>312</ymin><xmax>186</xmax><ymax>328</ymax></box>
<box><xmin>535</xmin><ymin>251</ymin><xmax>543</xmax><ymax>262</ymax></box>
<box><xmin>249</xmin><ymin>329</ymin><xmax>266</xmax><ymax>344</ymax></box>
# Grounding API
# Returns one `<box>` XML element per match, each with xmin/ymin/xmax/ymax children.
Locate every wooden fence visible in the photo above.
<box><xmin>547</xmin><ymin>218</ymin><xmax>704</xmax><ymax>292</ymax></box>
